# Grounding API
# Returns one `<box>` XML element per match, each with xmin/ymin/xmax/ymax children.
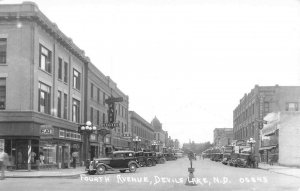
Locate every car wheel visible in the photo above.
<box><xmin>120</xmin><ymin>170</ymin><xmax>126</xmax><ymax>173</ymax></box>
<box><xmin>129</xmin><ymin>164</ymin><xmax>137</xmax><ymax>173</ymax></box>
<box><xmin>96</xmin><ymin>165</ymin><xmax>106</xmax><ymax>175</ymax></box>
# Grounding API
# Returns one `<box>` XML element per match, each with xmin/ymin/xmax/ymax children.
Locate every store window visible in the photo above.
<box><xmin>39</xmin><ymin>142</ymin><xmax>57</xmax><ymax>165</ymax></box>
<box><xmin>72</xmin><ymin>98</ymin><xmax>80</xmax><ymax>123</ymax></box>
<box><xmin>73</xmin><ymin>69</ymin><xmax>81</xmax><ymax>90</ymax></box>
<box><xmin>39</xmin><ymin>44</ymin><xmax>52</xmax><ymax>73</ymax></box>
<box><xmin>0</xmin><ymin>38</ymin><xmax>7</xmax><ymax>64</ymax></box>
<box><xmin>0</xmin><ymin>78</ymin><xmax>6</xmax><ymax>110</ymax></box>
<box><xmin>38</xmin><ymin>82</ymin><xmax>51</xmax><ymax>114</ymax></box>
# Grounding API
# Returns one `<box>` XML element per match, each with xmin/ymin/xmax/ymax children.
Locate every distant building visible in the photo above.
<box><xmin>151</xmin><ymin>116</ymin><xmax>166</xmax><ymax>152</ymax></box>
<box><xmin>213</xmin><ymin>128</ymin><xmax>233</xmax><ymax>147</ymax></box>
<box><xmin>233</xmin><ymin>85</ymin><xmax>300</xmax><ymax>159</ymax></box>
<box><xmin>129</xmin><ymin>111</ymin><xmax>154</xmax><ymax>151</ymax></box>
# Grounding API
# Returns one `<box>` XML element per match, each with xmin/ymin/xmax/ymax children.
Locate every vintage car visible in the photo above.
<box><xmin>135</xmin><ymin>151</ymin><xmax>154</xmax><ymax>167</ymax></box>
<box><xmin>86</xmin><ymin>151</ymin><xmax>140</xmax><ymax>175</ymax></box>
<box><xmin>236</xmin><ymin>153</ymin><xmax>250</xmax><ymax>168</ymax></box>
<box><xmin>222</xmin><ymin>153</ymin><xmax>231</xmax><ymax>165</ymax></box>
<box><xmin>228</xmin><ymin>153</ymin><xmax>239</xmax><ymax>167</ymax></box>
<box><xmin>144</xmin><ymin>152</ymin><xmax>157</xmax><ymax>166</ymax></box>
<box><xmin>164</xmin><ymin>153</ymin><xmax>177</xmax><ymax>161</ymax></box>
<box><xmin>155</xmin><ymin>152</ymin><xmax>166</xmax><ymax>164</ymax></box>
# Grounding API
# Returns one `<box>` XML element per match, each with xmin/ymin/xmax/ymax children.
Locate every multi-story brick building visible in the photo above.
<box><xmin>129</xmin><ymin>111</ymin><xmax>154</xmax><ymax>151</ymax></box>
<box><xmin>0</xmin><ymin>2</ymin><xmax>130</xmax><ymax>169</ymax></box>
<box><xmin>233</xmin><ymin>85</ymin><xmax>300</xmax><ymax>158</ymax></box>
<box><xmin>213</xmin><ymin>128</ymin><xmax>233</xmax><ymax>147</ymax></box>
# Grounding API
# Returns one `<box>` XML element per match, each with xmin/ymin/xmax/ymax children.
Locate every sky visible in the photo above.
<box><xmin>2</xmin><ymin>0</ymin><xmax>300</xmax><ymax>144</ymax></box>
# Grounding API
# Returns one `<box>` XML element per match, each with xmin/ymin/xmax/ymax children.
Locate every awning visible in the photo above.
<box><xmin>262</xmin><ymin>112</ymin><xmax>280</xmax><ymax>136</ymax></box>
<box><xmin>259</xmin><ymin>146</ymin><xmax>276</xmax><ymax>151</ymax></box>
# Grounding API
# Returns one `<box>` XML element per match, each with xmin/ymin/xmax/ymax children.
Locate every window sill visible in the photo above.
<box><xmin>38</xmin><ymin>68</ymin><xmax>52</xmax><ymax>76</ymax></box>
<box><xmin>0</xmin><ymin>64</ymin><xmax>8</xmax><ymax>66</ymax></box>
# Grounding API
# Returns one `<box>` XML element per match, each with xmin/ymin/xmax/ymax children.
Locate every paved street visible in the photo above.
<box><xmin>1</xmin><ymin>157</ymin><xmax>300</xmax><ymax>191</ymax></box>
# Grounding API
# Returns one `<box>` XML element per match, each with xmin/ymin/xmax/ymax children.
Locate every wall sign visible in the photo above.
<box><xmin>40</xmin><ymin>125</ymin><xmax>54</xmax><ymax>138</ymax></box>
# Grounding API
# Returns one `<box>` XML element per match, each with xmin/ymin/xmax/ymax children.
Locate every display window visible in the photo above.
<box><xmin>39</xmin><ymin>141</ymin><xmax>57</xmax><ymax>165</ymax></box>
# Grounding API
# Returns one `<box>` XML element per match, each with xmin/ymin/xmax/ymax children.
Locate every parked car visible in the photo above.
<box><xmin>144</xmin><ymin>152</ymin><xmax>157</xmax><ymax>166</ymax></box>
<box><xmin>155</xmin><ymin>152</ymin><xmax>166</xmax><ymax>164</ymax></box>
<box><xmin>164</xmin><ymin>153</ymin><xmax>177</xmax><ymax>161</ymax></box>
<box><xmin>236</xmin><ymin>153</ymin><xmax>250</xmax><ymax>168</ymax></box>
<box><xmin>86</xmin><ymin>151</ymin><xmax>140</xmax><ymax>175</ymax></box>
<box><xmin>222</xmin><ymin>153</ymin><xmax>231</xmax><ymax>165</ymax></box>
<box><xmin>228</xmin><ymin>153</ymin><xmax>239</xmax><ymax>167</ymax></box>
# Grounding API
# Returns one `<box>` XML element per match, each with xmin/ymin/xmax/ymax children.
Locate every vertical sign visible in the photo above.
<box><xmin>259</xmin><ymin>95</ymin><xmax>264</xmax><ymax>130</ymax></box>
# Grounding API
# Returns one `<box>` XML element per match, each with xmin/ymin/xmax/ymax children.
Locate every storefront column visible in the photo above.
<box><xmin>28</xmin><ymin>140</ymin><xmax>31</xmax><ymax>171</ymax></box>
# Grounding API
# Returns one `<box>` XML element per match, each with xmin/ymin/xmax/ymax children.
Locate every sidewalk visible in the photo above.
<box><xmin>4</xmin><ymin>167</ymin><xmax>86</xmax><ymax>178</ymax></box>
<box><xmin>258</xmin><ymin>163</ymin><xmax>300</xmax><ymax>179</ymax></box>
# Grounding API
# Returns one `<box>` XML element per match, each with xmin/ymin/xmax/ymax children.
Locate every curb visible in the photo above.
<box><xmin>5</xmin><ymin>173</ymin><xmax>86</xmax><ymax>179</ymax></box>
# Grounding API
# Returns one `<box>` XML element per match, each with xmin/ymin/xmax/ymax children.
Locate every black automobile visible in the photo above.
<box><xmin>135</xmin><ymin>151</ymin><xmax>154</xmax><ymax>167</ymax></box>
<box><xmin>86</xmin><ymin>151</ymin><xmax>140</xmax><ymax>175</ymax></box>
<box><xmin>144</xmin><ymin>152</ymin><xmax>157</xmax><ymax>166</ymax></box>
<box><xmin>164</xmin><ymin>152</ymin><xmax>177</xmax><ymax>161</ymax></box>
<box><xmin>155</xmin><ymin>152</ymin><xmax>166</xmax><ymax>164</ymax></box>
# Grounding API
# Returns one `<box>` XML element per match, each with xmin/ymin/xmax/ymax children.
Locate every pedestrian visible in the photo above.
<box><xmin>0</xmin><ymin>148</ymin><xmax>9</xmax><ymax>180</ymax></box>
<box><xmin>72</xmin><ymin>152</ymin><xmax>78</xmax><ymax>168</ymax></box>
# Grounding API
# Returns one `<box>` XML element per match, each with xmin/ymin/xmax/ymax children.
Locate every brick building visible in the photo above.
<box><xmin>0</xmin><ymin>2</ymin><xmax>130</xmax><ymax>169</ymax></box>
<box><xmin>233</xmin><ymin>85</ymin><xmax>300</xmax><ymax>158</ymax></box>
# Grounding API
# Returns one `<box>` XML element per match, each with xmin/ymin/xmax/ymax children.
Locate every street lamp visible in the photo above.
<box><xmin>78</xmin><ymin>121</ymin><xmax>97</xmax><ymax>162</ymax></box>
<box><xmin>247</xmin><ymin>137</ymin><xmax>256</xmax><ymax>153</ymax></box>
<box><xmin>133</xmin><ymin>136</ymin><xmax>141</xmax><ymax>151</ymax></box>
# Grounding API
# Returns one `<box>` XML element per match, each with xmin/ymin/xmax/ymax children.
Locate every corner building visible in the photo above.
<box><xmin>233</xmin><ymin>85</ymin><xmax>300</xmax><ymax>160</ymax></box>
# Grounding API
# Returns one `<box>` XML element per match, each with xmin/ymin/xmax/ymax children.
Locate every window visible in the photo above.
<box><xmin>103</xmin><ymin>92</ymin><xmax>105</xmax><ymax>105</ymax></box>
<box><xmin>73</xmin><ymin>69</ymin><xmax>81</xmax><ymax>90</ymax></box>
<box><xmin>125</xmin><ymin>124</ymin><xmax>127</xmax><ymax>132</ymax></box>
<box><xmin>58</xmin><ymin>58</ymin><xmax>62</xmax><ymax>80</ymax></box>
<box><xmin>63</xmin><ymin>93</ymin><xmax>68</xmax><ymax>120</ymax></box>
<box><xmin>90</xmin><ymin>107</ymin><xmax>93</xmax><ymax>123</ymax></box>
<box><xmin>103</xmin><ymin>113</ymin><xmax>106</xmax><ymax>123</ymax></box>
<box><xmin>57</xmin><ymin>91</ymin><xmax>62</xmax><ymax>118</ymax></box>
<box><xmin>97</xmin><ymin>88</ymin><xmax>100</xmax><ymax>103</ymax></box>
<box><xmin>0</xmin><ymin>38</ymin><xmax>7</xmax><ymax>64</ymax></box>
<box><xmin>72</xmin><ymin>98</ymin><xmax>80</xmax><ymax>123</ymax></box>
<box><xmin>91</xmin><ymin>83</ymin><xmax>94</xmax><ymax>99</ymax></box>
<box><xmin>66</xmin><ymin>131</ymin><xmax>71</xmax><ymax>138</ymax></box>
<box><xmin>0</xmin><ymin>78</ymin><xmax>6</xmax><ymax>110</ymax></box>
<box><xmin>286</xmin><ymin>102</ymin><xmax>298</xmax><ymax>111</ymax></box>
<box><xmin>97</xmin><ymin>110</ymin><xmax>100</xmax><ymax>125</ymax></box>
<box><xmin>39</xmin><ymin>44</ymin><xmax>52</xmax><ymax>73</ymax></box>
<box><xmin>38</xmin><ymin>82</ymin><xmax>51</xmax><ymax>114</ymax></box>
<box><xmin>264</xmin><ymin>102</ymin><xmax>270</xmax><ymax>115</ymax></box>
<box><xmin>64</xmin><ymin>62</ymin><xmax>68</xmax><ymax>83</ymax></box>
<box><xmin>59</xmin><ymin>130</ymin><xmax>65</xmax><ymax>138</ymax></box>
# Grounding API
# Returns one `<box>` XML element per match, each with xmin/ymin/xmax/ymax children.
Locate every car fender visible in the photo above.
<box><xmin>96</xmin><ymin>162</ymin><xmax>112</xmax><ymax>170</ymax></box>
<box><xmin>128</xmin><ymin>160</ymin><xmax>140</xmax><ymax>168</ymax></box>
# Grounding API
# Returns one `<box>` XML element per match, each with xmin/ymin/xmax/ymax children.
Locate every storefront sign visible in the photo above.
<box><xmin>40</xmin><ymin>125</ymin><xmax>54</xmax><ymax>138</ymax></box>
<box><xmin>0</xmin><ymin>139</ymin><xmax>4</xmax><ymax>150</ymax></box>
<box><xmin>90</xmin><ymin>134</ymin><xmax>97</xmax><ymax>141</ymax></box>
<box><xmin>234</xmin><ymin>146</ymin><xmax>240</xmax><ymax>153</ymax></box>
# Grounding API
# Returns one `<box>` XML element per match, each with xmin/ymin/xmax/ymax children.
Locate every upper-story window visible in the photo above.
<box><xmin>64</xmin><ymin>62</ymin><xmax>68</xmax><ymax>83</ymax></box>
<box><xmin>38</xmin><ymin>82</ymin><xmax>51</xmax><ymax>114</ymax></box>
<box><xmin>72</xmin><ymin>98</ymin><xmax>80</xmax><ymax>123</ymax></box>
<box><xmin>57</xmin><ymin>90</ymin><xmax>62</xmax><ymax>118</ymax></box>
<box><xmin>58</xmin><ymin>58</ymin><xmax>62</xmax><ymax>80</ymax></box>
<box><xmin>0</xmin><ymin>78</ymin><xmax>6</xmax><ymax>110</ymax></box>
<box><xmin>264</xmin><ymin>102</ymin><xmax>270</xmax><ymax>116</ymax></box>
<box><xmin>39</xmin><ymin>44</ymin><xmax>52</xmax><ymax>73</ymax></box>
<box><xmin>286</xmin><ymin>102</ymin><xmax>298</xmax><ymax>111</ymax></box>
<box><xmin>0</xmin><ymin>38</ymin><xmax>7</xmax><ymax>64</ymax></box>
<box><xmin>73</xmin><ymin>69</ymin><xmax>81</xmax><ymax>90</ymax></box>
<box><xmin>63</xmin><ymin>93</ymin><xmax>68</xmax><ymax>120</ymax></box>
<box><xmin>91</xmin><ymin>83</ymin><xmax>94</xmax><ymax>99</ymax></box>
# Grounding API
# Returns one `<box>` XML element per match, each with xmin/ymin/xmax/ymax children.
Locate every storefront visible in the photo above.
<box><xmin>1</xmin><ymin>124</ymin><xmax>82</xmax><ymax>170</ymax></box>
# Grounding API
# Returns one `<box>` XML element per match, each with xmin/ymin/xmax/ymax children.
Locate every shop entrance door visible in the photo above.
<box><xmin>62</xmin><ymin>146</ymin><xmax>70</xmax><ymax>168</ymax></box>
<box><xmin>16</xmin><ymin>140</ymin><xmax>28</xmax><ymax>169</ymax></box>
<box><xmin>90</xmin><ymin>146</ymin><xmax>96</xmax><ymax>160</ymax></box>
